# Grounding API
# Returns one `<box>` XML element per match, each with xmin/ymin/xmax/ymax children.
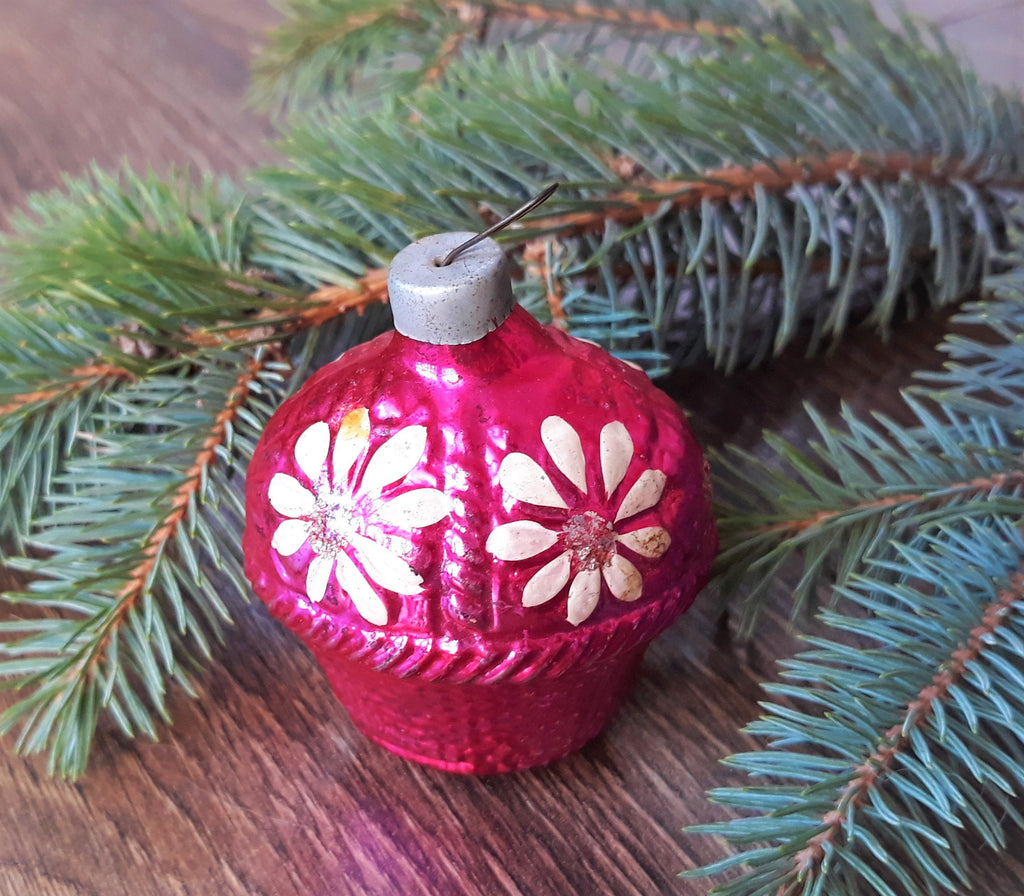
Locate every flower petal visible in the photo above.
<box><xmin>616</xmin><ymin>526</ymin><xmax>671</xmax><ymax>559</ymax></box>
<box><xmin>600</xmin><ymin>421</ymin><xmax>633</xmax><ymax>499</ymax></box>
<box><xmin>360</xmin><ymin>425</ymin><xmax>428</xmax><ymax>496</ymax></box>
<box><xmin>268</xmin><ymin>473</ymin><xmax>315</xmax><ymax>518</ymax></box>
<box><xmin>498</xmin><ymin>453</ymin><xmax>568</xmax><ymax>509</ymax></box>
<box><xmin>566</xmin><ymin>568</ymin><xmax>601</xmax><ymax>625</ymax></box>
<box><xmin>335</xmin><ymin>550</ymin><xmax>388</xmax><ymax>626</ymax></box>
<box><xmin>614</xmin><ymin>469</ymin><xmax>667</xmax><ymax>523</ymax></box>
<box><xmin>603</xmin><ymin>553</ymin><xmax>643</xmax><ymax>602</ymax></box>
<box><xmin>522</xmin><ymin>551</ymin><xmax>571</xmax><ymax>607</ymax></box>
<box><xmin>332</xmin><ymin>408</ymin><xmax>370</xmax><ymax>487</ymax></box>
<box><xmin>294</xmin><ymin>420</ymin><xmax>330</xmax><ymax>483</ymax></box>
<box><xmin>376</xmin><ymin>488</ymin><xmax>449</xmax><ymax>529</ymax></box>
<box><xmin>306</xmin><ymin>554</ymin><xmax>333</xmax><ymax>603</ymax></box>
<box><xmin>271</xmin><ymin>518</ymin><xmax>309</xmax><ymax>556</ymax></box>
<box><xmin>350</xmin><ymin>532</ymin><xmax>423</xmax><ymax>595</ymax></box>
<box><xmin>486</xmin><ymin>521</ymin><xmax>559</xmax><ymax>561</ymax></box>
<box><xmin>541</xmin><ymin>415</ymin><xmax>587</xmax><ymax>494</ymax></box>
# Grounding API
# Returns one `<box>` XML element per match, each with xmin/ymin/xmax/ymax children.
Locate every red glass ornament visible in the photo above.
<box><xmin>244</xmin><ymin>233</ymin><xmax>717</xmax><ymax>774</ymax></box>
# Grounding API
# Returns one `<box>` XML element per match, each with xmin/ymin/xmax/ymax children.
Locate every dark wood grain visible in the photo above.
<box><xmin>2</xmin><ymin>3</ymin><xmax>1024</xmax><ymax>895</ymax></box>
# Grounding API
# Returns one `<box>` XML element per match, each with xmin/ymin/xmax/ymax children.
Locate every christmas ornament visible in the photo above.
<box><xmin>243</xmin><ymin>199</ymin><xmax>717</xmax><ymax>774</ymax></box>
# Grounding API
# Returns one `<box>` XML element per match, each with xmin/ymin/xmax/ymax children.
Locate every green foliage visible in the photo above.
<box><xmin>0</xmin><ymin>303</ymin><xmax>123</xmax><ymax>551</ymax></box>
<box><xmin>691</xmin><ymin>221</ymin><xmax>1024</xmax><ymax>892</ymax></box>
<box><xmin>0</xmin><ymin>168</ymin><xmax>309</xmax><ymax>550</ymax></box>
<box><xmin>689</xmin><ymin>521</ymin><xmax>1024</xmax><ymax>896</ymax></box>
<box><xmin>1</xmin><ymin>2</ymin><xmax>1024</xmax><ymax>893</ymax></box>
<box><xmin>0</xmin><ymin>350</ymin><xmax>288</xmax><ymax>777</ymax></box>
<box><xmin>711</xmin><ymin>216</ymin><xmax>1024</xmax><ymax>632</ymax></box>
<box><xmin>251</xmin><ymin>0</ymin><xmax>791</xmax><ymax>114</ymax></box>
<box><xmin>1</xmin><ymin>165</ymin><xmax>314</xmax><ymax>344</ymax></box>
<box><xmin>713</xmin><ymin>401</ymin><xmax>1024</xmax><ymax>628</ymax></box>
<box><xmin>916</xmin><ymin>256</ymin><xmax>1024</xmax><ymax>425</ymax></box>
<box><xmin>0</xmin><ymin>169</ymin><xmax>299</xmax><ymax>776</ymax></box>
<box><xmin>257</xmin><ymin>2</ymin><xmax>1024</xmax><ymax>374</ymax></box>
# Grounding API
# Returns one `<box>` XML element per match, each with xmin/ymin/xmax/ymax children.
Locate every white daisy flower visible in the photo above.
<box><xmin>486</xmin><ymin>416</ymin><xmax>671</xmax><ymax>626</ymax></box>
<box><xmin>268</xmin><ymin>408</ymin><xmax>448</xmax><ymax>626</ymax></box>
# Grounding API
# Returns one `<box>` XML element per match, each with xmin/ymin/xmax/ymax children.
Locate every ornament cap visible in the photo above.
<box><xmin>388</xmin><ymin>232</ymin><xmax>516</xmax><ymax>345</ymax></box>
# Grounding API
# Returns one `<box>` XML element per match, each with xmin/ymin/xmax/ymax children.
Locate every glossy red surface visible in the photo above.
<box><xmin>244</xmin><ymin>306</ymin><xmax>717</xmax><ymax>773</ymax></box>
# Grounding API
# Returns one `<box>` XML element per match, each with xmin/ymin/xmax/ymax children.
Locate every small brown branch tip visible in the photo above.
<box><xmin>522</xmin><ymin>238</ymin><xmax>569</xmax><ymax>329</ymax></box>
<box><xmin>421</xmin><ymin>30</ymin><xmax>468</xmax><ymax>85</ymax></box>
<box><xmin>0</xmin><ymin>363</ymin><xmax>135</xmax><ymax>417</ymax></box>
<box><xmin>298</xmin><ymin>267</ymin><xmax>391</xmax><ymax>329</ymax></box>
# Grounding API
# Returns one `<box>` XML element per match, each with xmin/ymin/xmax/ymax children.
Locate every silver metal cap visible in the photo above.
<box><xmin>387</xmin><ymin>232</ymin><xmax>516</xmax><ymax>345</ymax></box>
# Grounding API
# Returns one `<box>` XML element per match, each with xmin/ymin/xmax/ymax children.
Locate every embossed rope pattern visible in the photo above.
<box><xmin>266</xmin><ymin>583</ymin><xmax>688</xmax><ymax>685</ymax></box>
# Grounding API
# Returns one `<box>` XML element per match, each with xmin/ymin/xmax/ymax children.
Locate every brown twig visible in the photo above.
<box><xmin>0</xmin><ymin>363</ymin><xmax>135</xmax><ymax>417</ymax></box>
<box><xmin>527</xmin><ymin>152</ymin><xmax>1024</xmax><ymax>240</ymax></box>
<box><xmin>786</xmin><ymin>567</ymin><xmax>1024</xmax><ymax>888</ymax></box>
<box><xmin>412</xmin><ymin>0</ymin><xmax>744</xmax><ymax>95</ymax></box>
<box><xmin>522</xmin><ymin>237</ymin><xmax>569</xmax><ymax>329</ymax></box>
<box><xmin>463</xmin><ymin>0</ymin><xmax>741</xmax><ymax>38</ymax></box>
<box><xmin>752</xmin><ymin>470</ymin><xmax>1024</xmax><ymax>539</ymax></box>
<box><xmin>66</xmin><ymin>354</ymin><xmax>270</xmax><ymax>687</ymax></box>
<box><xmin>266</xmin><ymin>151</ymin><xmax>1018</xmax><ymax>337</ymax></box>
<box><xmin>159</xmin><ymin>270</ymin><xmax>391</xmax><ymax>352</ymax></box>
<box><xmin>420</xmin><ymin>26</ymin><xmax>471</xmax><ymax>86</ymax></box>
<box><xmin>295</xmin><ymin>267</ymin><xmax>392</xmax><ymax>329</ymax></box>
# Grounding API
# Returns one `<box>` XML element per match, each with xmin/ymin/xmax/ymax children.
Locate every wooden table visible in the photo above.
<box><xmin>2</xmin><ymin>2</ymin><xmax>1023</xmax><ymax>894</ymax></box>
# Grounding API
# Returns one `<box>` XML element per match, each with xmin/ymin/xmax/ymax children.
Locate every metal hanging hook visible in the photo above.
<box><xmin>437</xmin><ymin>182</ymin><xmax>559</xmax><ymax>267</ymax></box>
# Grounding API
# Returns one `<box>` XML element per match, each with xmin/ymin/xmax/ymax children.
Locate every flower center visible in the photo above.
<box><xmin>306</xmin><ymin>491</ymin><xmax>358</xmax><ymax>556</ymax></box>
<box><xmin>561</xmin><ymin>511</ymin><xmax>617</xmax><ymax>571</ymax></box>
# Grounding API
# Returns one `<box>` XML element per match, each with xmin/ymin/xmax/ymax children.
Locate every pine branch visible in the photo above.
<box><xmin>688</xmin><ymin>521</ymin><xmax>1024</xmax><ymax>896</ymax></box>
<box><xmin>113</xmin><ymin>354</ymin><xmax>270</xmax><ymax>606</ymax></box>
<box><xmin>712</xmin><ymin>215</ymin><xmax>1024</xmax><ymax>627</ymax></box>
<box><xmin>291</xmin><ymin>267</ymin><xmax>391</xmax><ymax>329</ymax></box>
<box><xmin>0</xmin><ymin>167</ymin><xmax>326</xmax><ymax>551</ymax></box>
<box><xmin>0</xmin><ymin>165</ymin><xmax>311</xmax><ymax>353</ymax></box>
<box><xmin>250</xmin><ymin>0</ymin><xmax>761</xmax><ymax>113</ymax></box>
<box><xmin>474</xmin><ymin>0</ymin><xmax>743</xmax><ymax>34</ymax></box>
<box><xmin>0</xmin><ymin>359</ymin><xmax>136</xmax><ymax>547</ymax></box>
<box><xmin>694</xmin><ymin>183</ymin><xmax>1024</xmax><ymax>896</ymax></box>
<box><xmin>0</xmin><ymin>349</ymin><xmax>289</xmax><ymax>777</ymax></box>
<box><xmin>916</xmin><ymin>220</ymin><xmax>1024</xmax><ymax>428</ymax></box>
<box><xmin>266</xmin><ymin>148</ymin><xmax>1019</xmax><ymax>257</ymax></box>
<box><xmin>254</xmin><ymin>14</ymin><xmax>1023</xmax><ymax>371</ymax></box>
<box><xmin>712</xmin><ymin>402</ymin><xmax>1024</xmax><ymax>628</ymax></box>
<box><xmin>0</xmin><ymin>363</ymin><xmax>135</xmax><ymax>417</ymax></box>
<box><xmin>0</xmin><ymin>300</ymin><xmax>146</xmax><ymax>550</ymax></box>
<box><xmin>525</xmin><ymin>152</ymin><xmax>1024</xmax><ymax>239</ymax></box>
<box><xmin>785</xmin><ymin>563</ymin><xmax>1024</xmax><ymax>889</ymax></box>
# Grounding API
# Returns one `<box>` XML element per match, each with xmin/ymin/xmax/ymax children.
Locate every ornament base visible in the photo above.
<box><xmin>314</xmin><ymin>645</ymin><xmax>647</xmax><ymax>774</ymax></box>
